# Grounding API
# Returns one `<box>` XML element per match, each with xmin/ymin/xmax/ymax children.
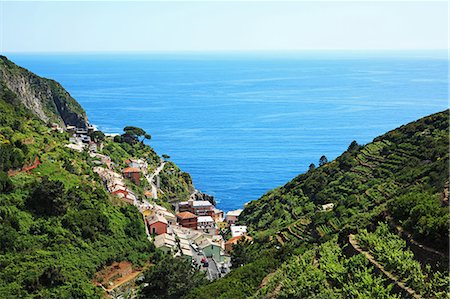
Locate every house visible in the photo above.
<box><xmin>126</xmin><ymin>159</ymin><xmax>148</xmax><ymax>175</ymax></box>
<box><xmin>225</xmin><ymin>235</ymin><xmax>253</xmax><ymax>252</ymax></box>
<box><xmin>146</xmin><ymin>214</ymin><xmax>168</xmax><ymax>235</ymax></box>
<box><xmin>178</xmin><ymin>201</ymin><xmax>191</xmax><ymax>213</ymax></box>
<box><xmin>321</xmin><ymin>203</ymin><xmax>334</xmax><ymax>211</ymax></box>
<box><xmin>157</xmin><ymin>210</ymin><xmax>176</xmax><ymax>226</ymax></box>
<box><xmin>217</xmin><ymin>221</ymin><xmax>229</xmax><ymax>230</ymax></box>
<box><xmin>197</xmin><ymin>238</ymin><xmax>222</xmax><ymax>261</ymax></box>
<box><xmin>197</xmin><ymin>216</ymin><xmax>215</xmax><ymax>232</ymax></box>
<box><xmin>230</xmin><ymin>226</ymin><xmax>247</xmax><ymax>238</ymax></box>
<box><xmin>192</xmin><ymin>201</ymin><xmax>214</xmax><ymax>216</ymax></box>
<box><xmin>178</xmin><ymin>200</ymin><xmax>214</xmax><ymax>216</ymax></box>
<box><xmin>122</xmin><ymin>167</ymin><xmax>141</xmax><ymax>185</ymax></box>
<box><xmin>213</xmin><ymin>208</ymin><xmax>224</xmax><ymax>223</ymax></box>
<box><xmin>176</xmin><ymin>212</ymin><xmax>198</xmax><ymax>229</ymax></box>
<box><xmin>226</xmin><ymin>209</ymin><xmax>243</xmax><ymax>225</ymax></box>
<box><xmin>153</xmin><ymin>233</ymin><xmax>176</xmax><ymax>253</ymax></box>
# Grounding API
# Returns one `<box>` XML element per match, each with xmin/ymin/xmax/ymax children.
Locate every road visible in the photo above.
<box><xmin>145</xmin><ymin>162</ymin><xmax>166</xmax><ymax>199</ymax></box>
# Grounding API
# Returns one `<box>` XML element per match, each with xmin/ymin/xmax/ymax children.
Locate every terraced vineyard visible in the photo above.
<box><xmin>356</xmin><ymin>223</ymin><xmax>448</xmax><ymax>298</ymax></box>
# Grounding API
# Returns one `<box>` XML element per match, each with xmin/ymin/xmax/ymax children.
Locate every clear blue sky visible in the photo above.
<box><xmin>1</xmin><ymin>1</ymin><xmax>448</xmax><ymax>53</ymax></box>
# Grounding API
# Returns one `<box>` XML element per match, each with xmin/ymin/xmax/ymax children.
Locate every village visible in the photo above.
<box><xmin>62</xmin><ymin>124</ymin><xmax>253</xmax><ymax>285</ymax></box>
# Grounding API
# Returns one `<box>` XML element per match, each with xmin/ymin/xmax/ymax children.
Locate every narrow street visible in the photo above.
<box><xmin>146</xmin><ymin>162</ymin><xmax>166</xmax><ymax>199</ymax></box>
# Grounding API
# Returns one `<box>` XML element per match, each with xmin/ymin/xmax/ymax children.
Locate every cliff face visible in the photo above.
<box><xmin>0</xmin><ymin>55</ymin><xmax>88</xmax><ymax>128</ymax></box>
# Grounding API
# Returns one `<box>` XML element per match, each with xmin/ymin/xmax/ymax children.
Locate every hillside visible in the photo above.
<box><xmin>0</xmin><ymin>56</ymin><xmax>87</xmax><ymax>128</ymax></box>
<box><xmin>0</xmin><ymin>58</ymin><xmax>196</xmax><ymax>298</ymax></box>
<box><xmin>186</xmin><ymin>110</ymin><xmax>449</xmax><ymax>299</ymax></box>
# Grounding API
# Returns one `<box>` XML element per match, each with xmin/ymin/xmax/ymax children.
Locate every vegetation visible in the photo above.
<box><xmin>1</xmin><ymin>56</ymin><xmax>448</xmax><ymax>299</ymax></box>
<box><xmin>0</xmin><ymin>82</ymin><xmax>157</xmax><ymax>298</ymax></box>
<box><xmin>140</xmin><ymin>255</ymin><xmax>206</xmax><ymax>299</ymax></box>
<box><xmin>356</xmin><ymin>223</ymin><xmax>448</xmax><ymax>297</ymax></box>
<box><xmin>184</xmin><ymin>110</ymin><xmax>449</xmax><ymax>299</ymax></box>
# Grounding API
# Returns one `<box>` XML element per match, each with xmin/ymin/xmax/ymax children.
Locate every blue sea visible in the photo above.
<box><xmin>7</xmin><ymin>51</ymin><xmax>448</xmax><ymax>211</ymax></box>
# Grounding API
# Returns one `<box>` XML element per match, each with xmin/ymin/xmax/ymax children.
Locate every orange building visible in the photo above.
<box><xmin>146</xmin><ymin>214</ymin><xmax>168</xmax><ymax>235</ymax></box>
<box><xmin>122</xmin><ymin>167</ymin><xmax>141</xmax><ymax>185</ymax></box>
<box><xmin>176</xmin><ymin>212</ymin><xmax>198</xmax><ymax>230</ymax></box>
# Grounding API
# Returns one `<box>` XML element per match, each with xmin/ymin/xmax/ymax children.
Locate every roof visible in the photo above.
<box><xmin>176</xmin><ymin>212</ymin><xmax>198</xmax><ymax>220</ymax></box>
<box><xmin>225</xmin><ymin>235</ymin><xmax>253</xmax><ymax>245</ymax></box>
<box><xmin>227</xmin><ymin>209</ymin><xmax>243</xmax><ymax>217</ymax></box>
<box><xmin>147</xmin><ymin>214</ymin><xmax>168</xmax><ymax>225</ymax></box>
<box><xmin>154</xmin><ymin>233</ymin><xmax>176</xmax><ymax>248</ymax></box>
<box><xmin>197</xmin><ymin>216</ymin><xmax>214</xmax><ymax>223</ymax></box>
<box><xmin>122</xmin><ymin>167</ymin><xmax>140</xmax><ymax>173</ymax></box>
<box><xmin>231</xmin><ymin>226</ymin><xmax>247</xmax><ymax>238</ymax></box>
<box><xmin>192</xmin><ymin>200</ymin><xmax>213</xmax><ymax>207</ymax></box>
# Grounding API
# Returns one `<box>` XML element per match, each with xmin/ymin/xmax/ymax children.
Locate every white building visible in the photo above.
<box><xmin>197</xmin><ymin>216</ymin><xmax>215</xmax><ymax>231</ymax></box>
<box><xmin>230</xmin><ymin>225</ymin><xmax>247</xmax><ymax>238</ymax></box>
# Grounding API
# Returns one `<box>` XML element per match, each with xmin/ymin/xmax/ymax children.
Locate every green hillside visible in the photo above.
<box><xmin>186</xmin><ymin>110</ymin><xmax>449</xmax><ymax>299</ymax></box>
<box><xmin>0</xmin><ymin>65</ymin><xmax>193</xmax><ymax>298</ymax></box>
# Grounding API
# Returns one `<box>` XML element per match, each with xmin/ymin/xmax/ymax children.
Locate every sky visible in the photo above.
<box><xmin>1</xmin><ymin>1</ymin><xmax>448</xmax><ymax>53</ymax></box>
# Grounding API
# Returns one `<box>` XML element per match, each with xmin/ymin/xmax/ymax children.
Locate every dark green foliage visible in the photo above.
<box><xmin>122</xmin><ymin>126</ymin><xmax>151</xmax><ymax>144</ymax></box>
<box><xmin>90</xmin><ymin>130</ymin><xmax>105</xmax><ymax>142</ymax></box>
<box><xmin>0</xmin><ymin>171</ymin><xmax>12</xmax><ymax>193</ymax></box>
<box><xmin>389</xmin><ymin>191</ymin><xmax>448</xmax><ymax>248</ymax></box>
<box><xmin>27</xmin><ymin>177</ymin><xmax>68</xmax><ymax>216</ymax></box>
<box><xmin>140</xmin><ymin>255</ymin><xmax>206</xmax><ymax>299</ymax></box>
<box><xmin>319</xmin><ymin>155</ymin><xmax>328</xmax><ymax>166</ymax></box>
<box><xmin>230</xmin><ymin>237</ymin><xmax>254</xmax><ymax>268</ymax></box>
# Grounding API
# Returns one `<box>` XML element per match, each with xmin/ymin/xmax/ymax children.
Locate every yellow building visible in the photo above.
<box><xmin>217</xmin><ymin>221</ymin><xmax>229</xmax><ymax>229</ymax></box>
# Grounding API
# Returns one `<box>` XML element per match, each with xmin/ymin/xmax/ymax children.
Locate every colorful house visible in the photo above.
<box><xmin>122</xmin><ymin>167</ymin><xmax>141</xmax><ymax>185</ymax></box>
<box><xmin>197</xmin><ymin>216</ymin><xmax>215</xmax><ymax>232</ymax></box>
<box><xmin>226</xmin><ymin>209</ymin><xmax>243</xmax><ymax>225</ymax></box>
<box><xmin>176</xmin><ymin>212</ymin><xmax>198</xmax><ymax>230</ymax></box>
<box><xmin>146</xmin><ymin>214</ymin><xmax>168</xmax><ymax>235</ymax></box>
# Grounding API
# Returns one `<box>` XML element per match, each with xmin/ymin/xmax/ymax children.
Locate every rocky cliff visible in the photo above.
<box><xmin>0</xmin><ymin>55</ymin><xmax>88</xmax><ymax>128</ymax></box>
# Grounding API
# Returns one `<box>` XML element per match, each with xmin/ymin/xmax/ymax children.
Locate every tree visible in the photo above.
<box><xmin>231</xmin><ymin>237</ymin><xmax>253</xmax><ymax>268</ymax></box>
<box><xmin>308</xmin><ymin>163</ymin><xmax>316</xmax><ymax>172</ymax></box>
<box><xmin>0</xmin><ymin>171</ymin><xmax>13</xmax><ymax>193</ymax></box>
<box><xmin>90</xmin><ymin>130</ymin><xmax>105</xmax><ymax>143</ymax></box>
<box><xmin>319</xmin><ymin>155</ymin><xmax>328</xmax><ymax>167</ymax></box>
<box><xmin>27</xmin><ymin>177</ymin><xmax>68</xmax><ymax>216</ymax></box>
<box><xmin>140</xmin><ymin>255</ymin><xmax>206</xmax><ymax>299</ymax></box>
<box><xmin>162</xmin><ymin>154</ymin><xmax>170</xmax><ymax>161</ymax></box>
<box><xmin>122</xmin><ymin>126</ymin><xmax>150</xmax><ymax>144</ymax></box>
<box><xmin>347</xmin><ymin>140</ymin><xmax>360</xmax><ymax>152</ymax></box>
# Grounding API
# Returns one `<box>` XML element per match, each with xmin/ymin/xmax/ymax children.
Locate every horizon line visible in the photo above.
<box><xmin>2</xmin><ymin>49</ymin><xmax>448</xmax><ymax>55</ymax></box>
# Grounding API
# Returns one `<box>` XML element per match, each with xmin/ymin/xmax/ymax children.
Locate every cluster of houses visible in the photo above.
<box><xmin>142</xmin><ymin>199</ymin><xmax>252</xmax><ymax>279</ymax></box>
<box><xmin>64</xmin><ymin>125</ymin><xmax>98</xmax><ymax>152</ymax></box>
<box><xmin>93</xmin><ymin>166</ymin><xmax>138</xmax><ymax>205</ymax></box>
<box><xmin>63</xmin><ymin>125</ymin><xmax>252</xmax><ymax>280</ymax></box>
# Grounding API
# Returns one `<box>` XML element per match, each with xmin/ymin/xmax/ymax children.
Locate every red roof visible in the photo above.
<box><xmin>176</xmin><ymin>212</ymin><xmax>198</xmax><ymax>219</ymax></box>
<box><xmin>225</xmin><ymin>235</ymin><xmax>253</xmax><ymax>245</ymax></box>
<box><xmin>123</xmin><ymin>167</ymin><xmax>140</xmax><ymax>173</ymax></box>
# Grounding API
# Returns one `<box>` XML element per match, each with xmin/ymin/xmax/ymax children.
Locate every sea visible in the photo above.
<box><xmin>7</xmin><ymin>51</ymin><xmax>448</xmax><ymax>211</ymax></box>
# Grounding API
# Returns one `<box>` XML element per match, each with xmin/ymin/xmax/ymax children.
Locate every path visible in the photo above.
<box><xmin>146</xmin><ymin>162</ymin><xmax>166</xmax><ymax>199</ymax></box>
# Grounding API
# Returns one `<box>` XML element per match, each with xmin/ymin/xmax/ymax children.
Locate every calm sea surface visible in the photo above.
<box><xmin>7</xmin><ymin>52</ymin><xmax>448</xmax><ymax>211</ymax></box>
